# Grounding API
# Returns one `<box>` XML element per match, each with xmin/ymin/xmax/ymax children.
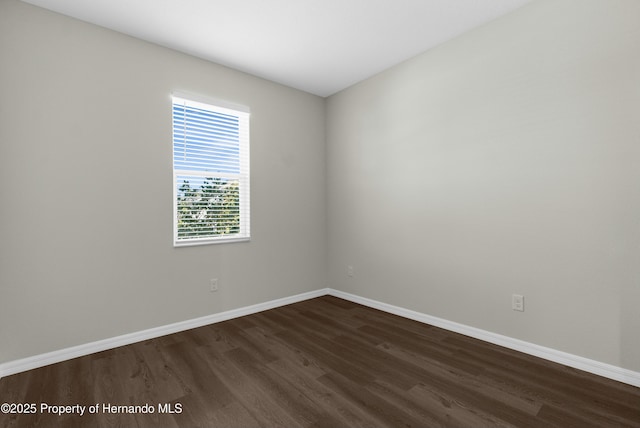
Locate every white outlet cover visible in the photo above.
<box><xmin>512</xmin><ymin>294</ymin><xmax>524</xmax><ymax>311</ymax></box>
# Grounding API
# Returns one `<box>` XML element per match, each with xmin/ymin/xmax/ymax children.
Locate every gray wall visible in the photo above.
<box><xmin>0</xmin><ymin>0</ymin><xmax>326</xmax><ymax>364</ymax></box>
<box><xmin>326</xmin><ymin>0</ymin><xmax>640</xmax><ymax>372</ymax></box>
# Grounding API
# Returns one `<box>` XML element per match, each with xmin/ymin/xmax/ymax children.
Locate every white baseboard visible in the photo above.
<box><xmin>0</xmin><ymin>288</ymin><xmax>328</xmax><ymax>379</ymax></box>
<box><xmin>327</xmin><ymin>289</ymin><xmax>640</xmax><ymax>388</ymax></box>
<box><xmin>2</xmin><ymin>287</ymin><xmax>639</xmax><ymax>389</ymax></box>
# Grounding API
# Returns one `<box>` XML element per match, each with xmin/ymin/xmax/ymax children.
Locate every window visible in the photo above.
<box><xmin>172</xmin><ymin>93</ymin><xmax>250</xmax><ymax>246</ymax></box>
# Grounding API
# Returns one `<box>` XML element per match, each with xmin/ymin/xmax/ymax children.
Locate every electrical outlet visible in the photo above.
<box><xmin>347</xmin><ymin>265</ymin><xmax>354</xmax><ymax>277</ymax></box>
<box><xmin>512</xmin><ymin>294</ymin><xmax>524</xmax><ymax>312</ymax></box>
<box><xmin>210</xmin><ymin>278</ymin><xmax>219</xmax><ymax>292</ymax></box>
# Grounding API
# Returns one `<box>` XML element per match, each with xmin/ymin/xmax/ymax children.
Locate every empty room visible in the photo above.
<box><xmin>1</xmin><ymin>0</ymin><xmax>639</xmax><ymax>426</ymax></box>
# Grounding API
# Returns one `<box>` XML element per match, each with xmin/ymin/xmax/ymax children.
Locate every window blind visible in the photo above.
<box><xmin>172</xmin><ymin>94</ymin><xmax>250</xmax><ymax>246</ymax></box>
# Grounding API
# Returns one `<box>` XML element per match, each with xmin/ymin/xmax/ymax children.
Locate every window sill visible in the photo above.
<box><xmin>173</xmin><ymin>236</ymin><xmax>251</xmax><ymax>247</ymax></box>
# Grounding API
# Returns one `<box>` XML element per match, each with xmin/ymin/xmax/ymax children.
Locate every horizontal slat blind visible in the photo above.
<box><xmin>172</xmin><ymin>94</ymin><xmax>250</xmax><ymax>246</ymax></box>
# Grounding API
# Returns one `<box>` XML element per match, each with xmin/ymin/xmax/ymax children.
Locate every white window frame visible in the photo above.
<box><xmin>172</xmin><ymin>92</ymin><xmax>250</xmax><ymax>247</ymax></box>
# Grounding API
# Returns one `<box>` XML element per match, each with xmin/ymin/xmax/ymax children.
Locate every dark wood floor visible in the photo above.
<box><xmin>1</xmin><ymin>296</ymin><xmax>639</xmax><ymax>427</ymax></box>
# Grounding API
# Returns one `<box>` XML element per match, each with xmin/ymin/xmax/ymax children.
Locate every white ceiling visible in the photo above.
<box><xmin>21</xmin><ymin>0</ymin><xmax>531</xmax><ymax>97</ymax></box>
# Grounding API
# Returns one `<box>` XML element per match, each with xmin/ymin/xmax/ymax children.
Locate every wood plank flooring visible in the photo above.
<box><xmin>1</xmin><ymin>295</ymin><xmax>639</xmax><ymax>427</ymax></box>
